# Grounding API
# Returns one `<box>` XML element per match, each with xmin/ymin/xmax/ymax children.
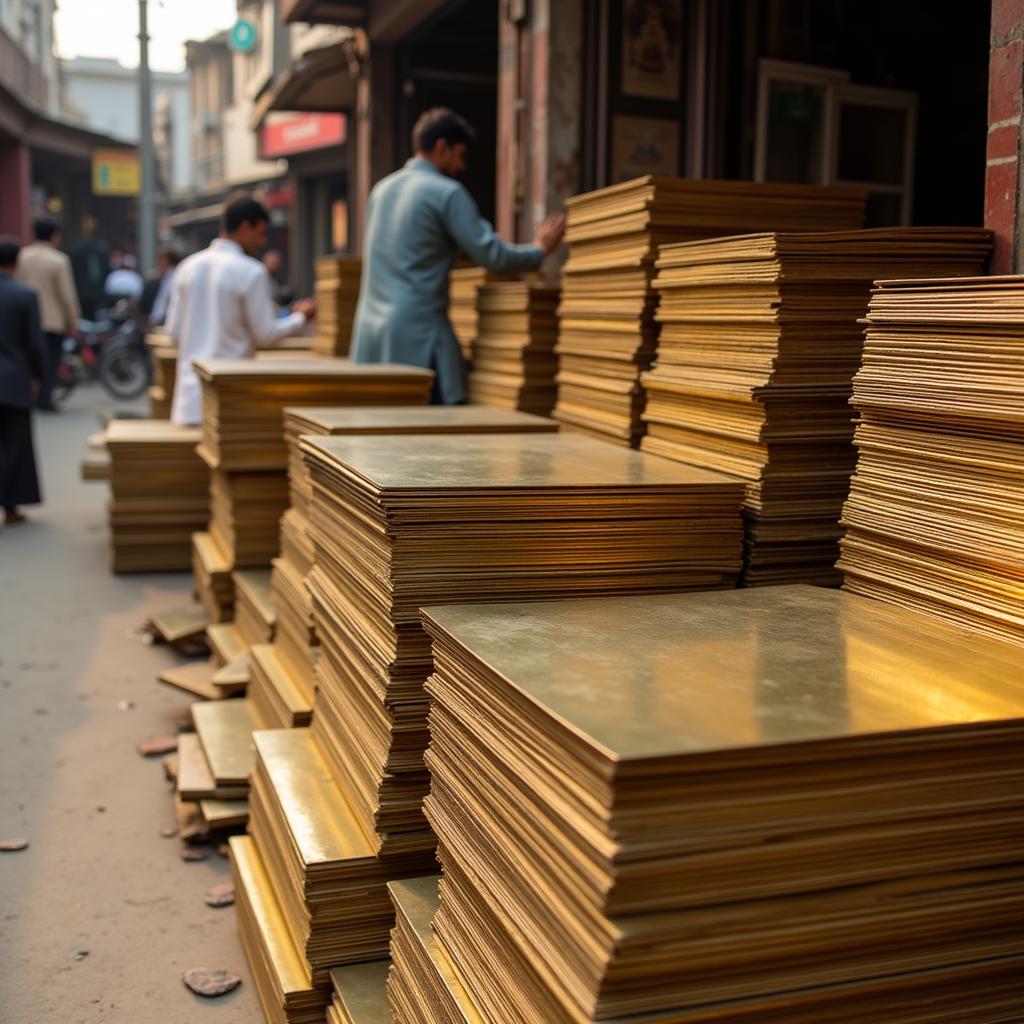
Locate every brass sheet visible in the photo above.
<box><xmin>158</xmin><ymin>661</ymin><xmax>221</xmax><ymax>701</ymax></box>
<box><xmin>207</xmin><ymin>623</ymin><xmax>247</xmax><ymax>666</ymax></box>
<box><xmin>252</xmin><ymin>729</ymin><xmax>375</xmax><ymax>866</ymax></box>
<box><xmin>105</xmin><ymin>419</ymin><xmax>202</xmax><ymax>445</ymax></box>
<box><xmin>200</xmin><ymin>798</ymin><xmax>249</xmax><ymax>827</ymax></box>
<box><xmin>192</xmin><ymin>699</ymin><xmax>255</xmax><ymax>786</ymax></box>
<box><xmin>229</xmin><ymin>835</ymin><xmax>313</xmax><ymax>995</ymax></box>
<box><xmin>177</xmin><ymin>733</ymin><xmax>248</xmax><ymax>801</ymax></box>
<box><xmin>304</xmin><ymin>432</ymin><xmax>738</xmax><ymax>491</ymax></box>
<box><xmin>149</xmin><ymin>604</ymin><xmax>209</xmax><ymax>643</ymax></box>
<box><xmin>250</xmin><ymin>645</ymin><xmax>312</xmax><ymax>719</ymax></box>
<box><xmin>328</xmin><ymin>963</ymin><xmax>392</xmax><ymax>1024</ymax></box>
<box><xmin>212</xmin><ymin>653</ymin><xmax>251</xmax><ymax>692</ymax></box>
<box><xmin>284</xmin><ymin>405</ymin><xmax>559</xmax><ymax>435</ymax></box>
<box><xmin>234</xmin><ymin>568</ymin><xmax>276</xmax><ymax>623</ymax></box>
<box><xmin>389</xmin><ymin>876</ymin><xmax>483</xmax><ymax>1021</ymax></box>
<box><xmin>421</xmin><ymin>585</ymin><xmax>1024</xmax><ymax>763</ymax></box>
<box><xmin>195</xmin><ymin>358</ymin><xmax>434</xmax><ymax>382</ymax></box>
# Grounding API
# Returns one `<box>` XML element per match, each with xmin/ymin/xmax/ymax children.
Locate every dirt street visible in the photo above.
<box><xmin>0</xmin><ymin>386</ymin><xmax>259</xmax><ymax>1022</ymax></box>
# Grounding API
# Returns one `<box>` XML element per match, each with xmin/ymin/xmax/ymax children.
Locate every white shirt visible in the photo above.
<box><xmin>166</xmin><ymin>238</ymin><xmax>306</xmax><ymax>425</ymax></box>
<box><xmin>105</xmin><ymin>268</ymin><xmax>144</xmax><ymax>299</ymax></box>
<box><xmin>150</xmin><ymin>268</ymin><xmax>176</xmax><ymax>326</ymax></box>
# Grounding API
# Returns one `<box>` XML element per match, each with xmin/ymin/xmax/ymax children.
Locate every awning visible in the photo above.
<box><xmin>282</xmin><ymin>0</ymin><xmax>366</xmax><ymax>25</ymax></box>
<box><xmin>164</xmin><ymin>203</ymin><xmax>223</xmax><ymax>229</ymax></box>
<box><xmin>251</xmin><ymin>41</ymin><xmax>356</xmax><ymax>131</ymax></box>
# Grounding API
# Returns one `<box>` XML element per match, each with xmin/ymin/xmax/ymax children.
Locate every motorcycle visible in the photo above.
<box><xmin>54</xmin><ymin>301</ymin><xmax>151</xmax><ymax>403</ymax></box>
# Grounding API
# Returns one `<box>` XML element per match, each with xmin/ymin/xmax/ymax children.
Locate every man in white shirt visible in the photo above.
<box><xmin>167</xmin><ymin>194</ymin><xmax>313</xmax><ymax>426</ymax></box>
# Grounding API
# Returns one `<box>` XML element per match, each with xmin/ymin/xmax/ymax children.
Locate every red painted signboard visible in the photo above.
<box><xmin>261</xmin><ymin>113</ymin><xmax>346</xmax><ymax>159</ymax></box>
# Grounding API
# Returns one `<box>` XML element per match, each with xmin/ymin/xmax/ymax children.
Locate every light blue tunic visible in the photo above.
<box><xmin>350</xmin><ymin>157</ymin><xmax>544</xmax><ymax>403</ymax></box>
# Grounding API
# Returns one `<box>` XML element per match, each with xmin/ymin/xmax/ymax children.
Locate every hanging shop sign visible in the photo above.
<box><xmin>92</xmin><ymin>149</ymin><xmax>141</xmax><ymax>196</ymax></box>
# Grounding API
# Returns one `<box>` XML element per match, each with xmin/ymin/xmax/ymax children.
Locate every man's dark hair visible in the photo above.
<box><xmin>0</xmin><ymin>235</ymin><xmax>21</xmax><ymax>268</ymax></box>
<box><xmin>160</xmin><ymin>247</ymin><xmax>182</xmax><ymax>267</ymax></box>
<box><xmin>222</xmin><ymin>193</ymin><xmax>269</xmax><ymax>234</ymax></box>
<box><xmin>413</xmin><ymin>108</ymin><xmax>476</xmax><ymax>154</ymax></box>
<box><xmin>34</xmin><ymin>218</ymin><xmax>59</xmax><ymax>242</ymax></box>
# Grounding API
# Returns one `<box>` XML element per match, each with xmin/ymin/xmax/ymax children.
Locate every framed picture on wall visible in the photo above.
<box><xmin>621</xmin><ymin>0</ymin><xmax>682</xmax><ymax>100</ymax></box>
<box><xmin>612</xmin><ymin>116</ymin><xmax>680</xmax><ymax>181</ymax></box>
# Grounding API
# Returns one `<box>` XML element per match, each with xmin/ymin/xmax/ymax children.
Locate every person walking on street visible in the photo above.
<box><xmin>0</xmin><ymin>236</ymin><xmax>45</xmax><ymax>524</ymax></box>
<box><xmin>16</xmin><ymin>218</ymin><xmax>80</xmax><ymax>411</ymax></box>
<box><xmin>166</xmin><ymin>193</ymin><xmax>314</xmax><ymax>426</ymax></box>
<box><xmin>139</xmin><ymin>247</ymin><xmax>181</xmax><ymax>328</ymax></box>
<box><xmin>351</xmin><ymin>107</ymin><xmax>565</xmax><ymax>404</ymax></box>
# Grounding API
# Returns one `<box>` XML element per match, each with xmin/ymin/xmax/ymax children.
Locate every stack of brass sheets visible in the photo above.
<box><xmin>231</xmin><ymin>835</ymin><xmax>330</xmax><ymax>1024</ymax></box>
<box><xmin>313</xmin><ymin>257</ymin><xmax>362</xmax><ymax>358</ymax></box>
<box><xmin>641</xmin><ymin>229</ymin><xmax>992</xmax><ymax>585</ymax></box>
<box><xmin>234</xmin><ymin>568</ymin><xmax>276</xmax><ymax>646</ymax></box>
<box><xmin>105</xmin><ymin>420</ymin><xmax>208</xmax><ymax>572</ymax></box>
<box><xmin>839</xmin><ymin>276</ymin><xmax>1024</xmax><ymax>645</ymax></box>
<box><xmin>192</xmin><ymin>531</ymin><xmax>235</xmax><ymax>622</ymax></box>
<box><xmin>147</xmin><ymin>333</ymin><xmax>176</xmax><ymax>419</ymax></box>
<box><xmin>555</xmin><ymin>177</ymin><xmax>869</xmax><ymax>447</ymax></box>
<box><xmin>414</xmin><ymin>585</ymin><xmax>1024</xmax><ymax>1024</ymax></box>
<box><xmin>207</xmin><ymin>460</ymin><xmax>291</xmax><ymax>568</ymax></box>
<box><xmin>247</xmin><ymin>729</ymin><xmax>436</xmax><ymax>989</ymax></box>
<box><xmin>194</xmin><ymin>358</ymin><xmax>434</xmax><ymax>472</ymax></box>
<box><xmin>248</xmin><ymin>406</ymin><xmax>562</xmax><ymax>730</ymax></box>
<box><xmin>81</xmin><ymin>430</ymin><xmax>111</xmax><ymax>482</ymax></box>
<box><xmin>299</xmin><ymin>431</ymin><xmax>743</xmax><ymax>850</ymax></box>
<box><xmin>448</xmin><ymin>266</ymin><xmax>492</xmax><ymax>363</ymax></box>
<box><xmin>388</xmin><ymin>876</ymin><xmax>477</xmax><ymax>1023</ymax></box>
<box><xmin>189</xmin><ymin>696</ymin><xmax>255</xmax><ymax>828</ymax></box>
<box><xmin>468</xmin><ymin>281</ymin><xmax>560</xmax><ymax>415</ymax></box>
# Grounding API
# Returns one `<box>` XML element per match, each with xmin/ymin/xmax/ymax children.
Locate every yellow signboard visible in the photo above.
<box><xmin>92</xmin><ymin>149</ymin><xmax>141</xmax><ymax>197</ymax></box>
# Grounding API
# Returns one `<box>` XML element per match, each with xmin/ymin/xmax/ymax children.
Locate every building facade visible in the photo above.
<box><xmin>60</xmin><ymin>56</ymin><xmax>191</xmax><ymax>195</ymax></box>
<box><xmin>278</xmin><ymin>0</ymin><xmax>997</xmax><ymax>270</ymax></box>
<box><xmin>0</xmin><ymin>0</ymin><xmax>132</xmax><ymax>246</ymax></box>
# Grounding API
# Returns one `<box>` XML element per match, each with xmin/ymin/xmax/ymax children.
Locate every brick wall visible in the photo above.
<box><xmin>986</xmin><ymin>0</ymin><xmax>1024</xmax><ymax>273</ymax></box>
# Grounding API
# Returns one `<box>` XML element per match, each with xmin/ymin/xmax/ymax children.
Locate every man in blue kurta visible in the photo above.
<box><xmin>351</xmin><ymin>108</ymin><xmax>566</xmax><ymax>404</ymax></box>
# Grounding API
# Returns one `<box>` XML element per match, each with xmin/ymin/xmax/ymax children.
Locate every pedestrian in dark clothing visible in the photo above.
<box><xmin>0</xmin><ymin>235</ymin><xmax>45</xmax><ymax>523</ymax></box>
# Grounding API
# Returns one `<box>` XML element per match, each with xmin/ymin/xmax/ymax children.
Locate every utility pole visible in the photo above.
<box><xmin>138</xmin><ymin>0</ymin><xmax>157</xmax><ymax>274</ymax></box>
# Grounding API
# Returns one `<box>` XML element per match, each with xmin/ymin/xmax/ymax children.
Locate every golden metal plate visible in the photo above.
<box><xmin>284</xmin><ymin>405</ymin><xmax>559</xmax><ymax>436</ymax></box>
<box><xmin>422</xmin><ymin>585</ymin><xmax>1024</xmax><ymax>762</ymax></box>
<box><xmin>328</xmin><ymin>962</ymin><xmax>392</xmax><ymax>1024</ymax></box>
<box><xmin>229</xmin><ymin>835</ymin><xmax>313</xmax><ymax>994</ymax></box>
<box><xmin>149</xmin><ymin>604</ymin><xmax>209</xmax><ymax>644</ymax></box>
<box><xmin>192</xmin><ymin>699</ymin><xmax>255</xmax><ymax>786</ymax></box>
<box><xmin>252</xmin><ymin>729</ymin><xmax>375</xmax><ymax>866</ymax></box>
<box><xmin>194</xmin><ymin>357</ymin><xmax>434</xmax><ymax>382</ymax></box>
<box><xmin>200</xmin><ymin>798</ymin><xmax>249</xmax><ymax>827</ymax></box>
<box><xmin>158</xmin><ymin>662</ymin><xmax>221</xmax><ymax>701</ymax></box>
<box><xmin>304</xmin><ymin>432</ymin><xmax>740</xmax><ymax>491</ymax></box>
<box><xmin>388</xmin><ymin>876</ymin><xmax>484</xmax><ymax>1022</ymax></box>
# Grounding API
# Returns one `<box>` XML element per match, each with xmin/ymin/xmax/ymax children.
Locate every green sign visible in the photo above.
<box><xmin>229</xmin><ymin>19</ymin><xmax>258</xmax><ymax>54</ymax></box>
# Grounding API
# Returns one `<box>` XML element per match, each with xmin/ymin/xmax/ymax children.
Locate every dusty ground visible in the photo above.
<box><xmin>0</xmin><ymin>385</ymin><xmax>259</xmax><ymax>1022</ymax></box>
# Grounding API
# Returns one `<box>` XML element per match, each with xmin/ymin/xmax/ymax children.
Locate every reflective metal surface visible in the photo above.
<box><xmin>389</xmin><ymin>876</ymin><xmax>483</xmax><ymax>1020</ymax></box>
<box><xmin>422</xmin><ymin>585</ymin><xmax>1024</xmax><ymax>761</ymax></box>
<box><xmin>253</xmin><ymin>729</ymin><xmax>375</xmax><ymax>865</ymax></box>
<box><xmin>329</xmin><ymin>962</ymin><xmax>392</xmax><ymax>1024</ymax></box>
<box><xmin>192</xmin><ymin>699</ymin><xmax>255</xmax><ymax>785</ymax></box>
<box><xmin>305</xmin><ymin>432</ymin><xmax>742</xmax><ymax>490</ymax></box>
<box><xmin>285</xmin><ymin>405</ymin><xmax>559</xmax><ymax>435</ymax></box>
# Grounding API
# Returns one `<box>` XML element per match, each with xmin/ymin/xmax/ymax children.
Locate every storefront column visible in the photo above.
<box><xmin>495</xmin><ymin>0</ymin><xmax>582</xmax><ymax>246</ymax></box>
<box><xmin>354</xmin><ymin>41</ymin><xmax>396</xmax><ymax>252</ymax></box>
<box><xmin>986</xmin><ymin>0</ymin><xmax>1024</xmax><ymax>272</ymax></box>
<box><xmin>0</xmin><ymin>141</ymin><xmax>31</xmax><ymax>240</ymax></box>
